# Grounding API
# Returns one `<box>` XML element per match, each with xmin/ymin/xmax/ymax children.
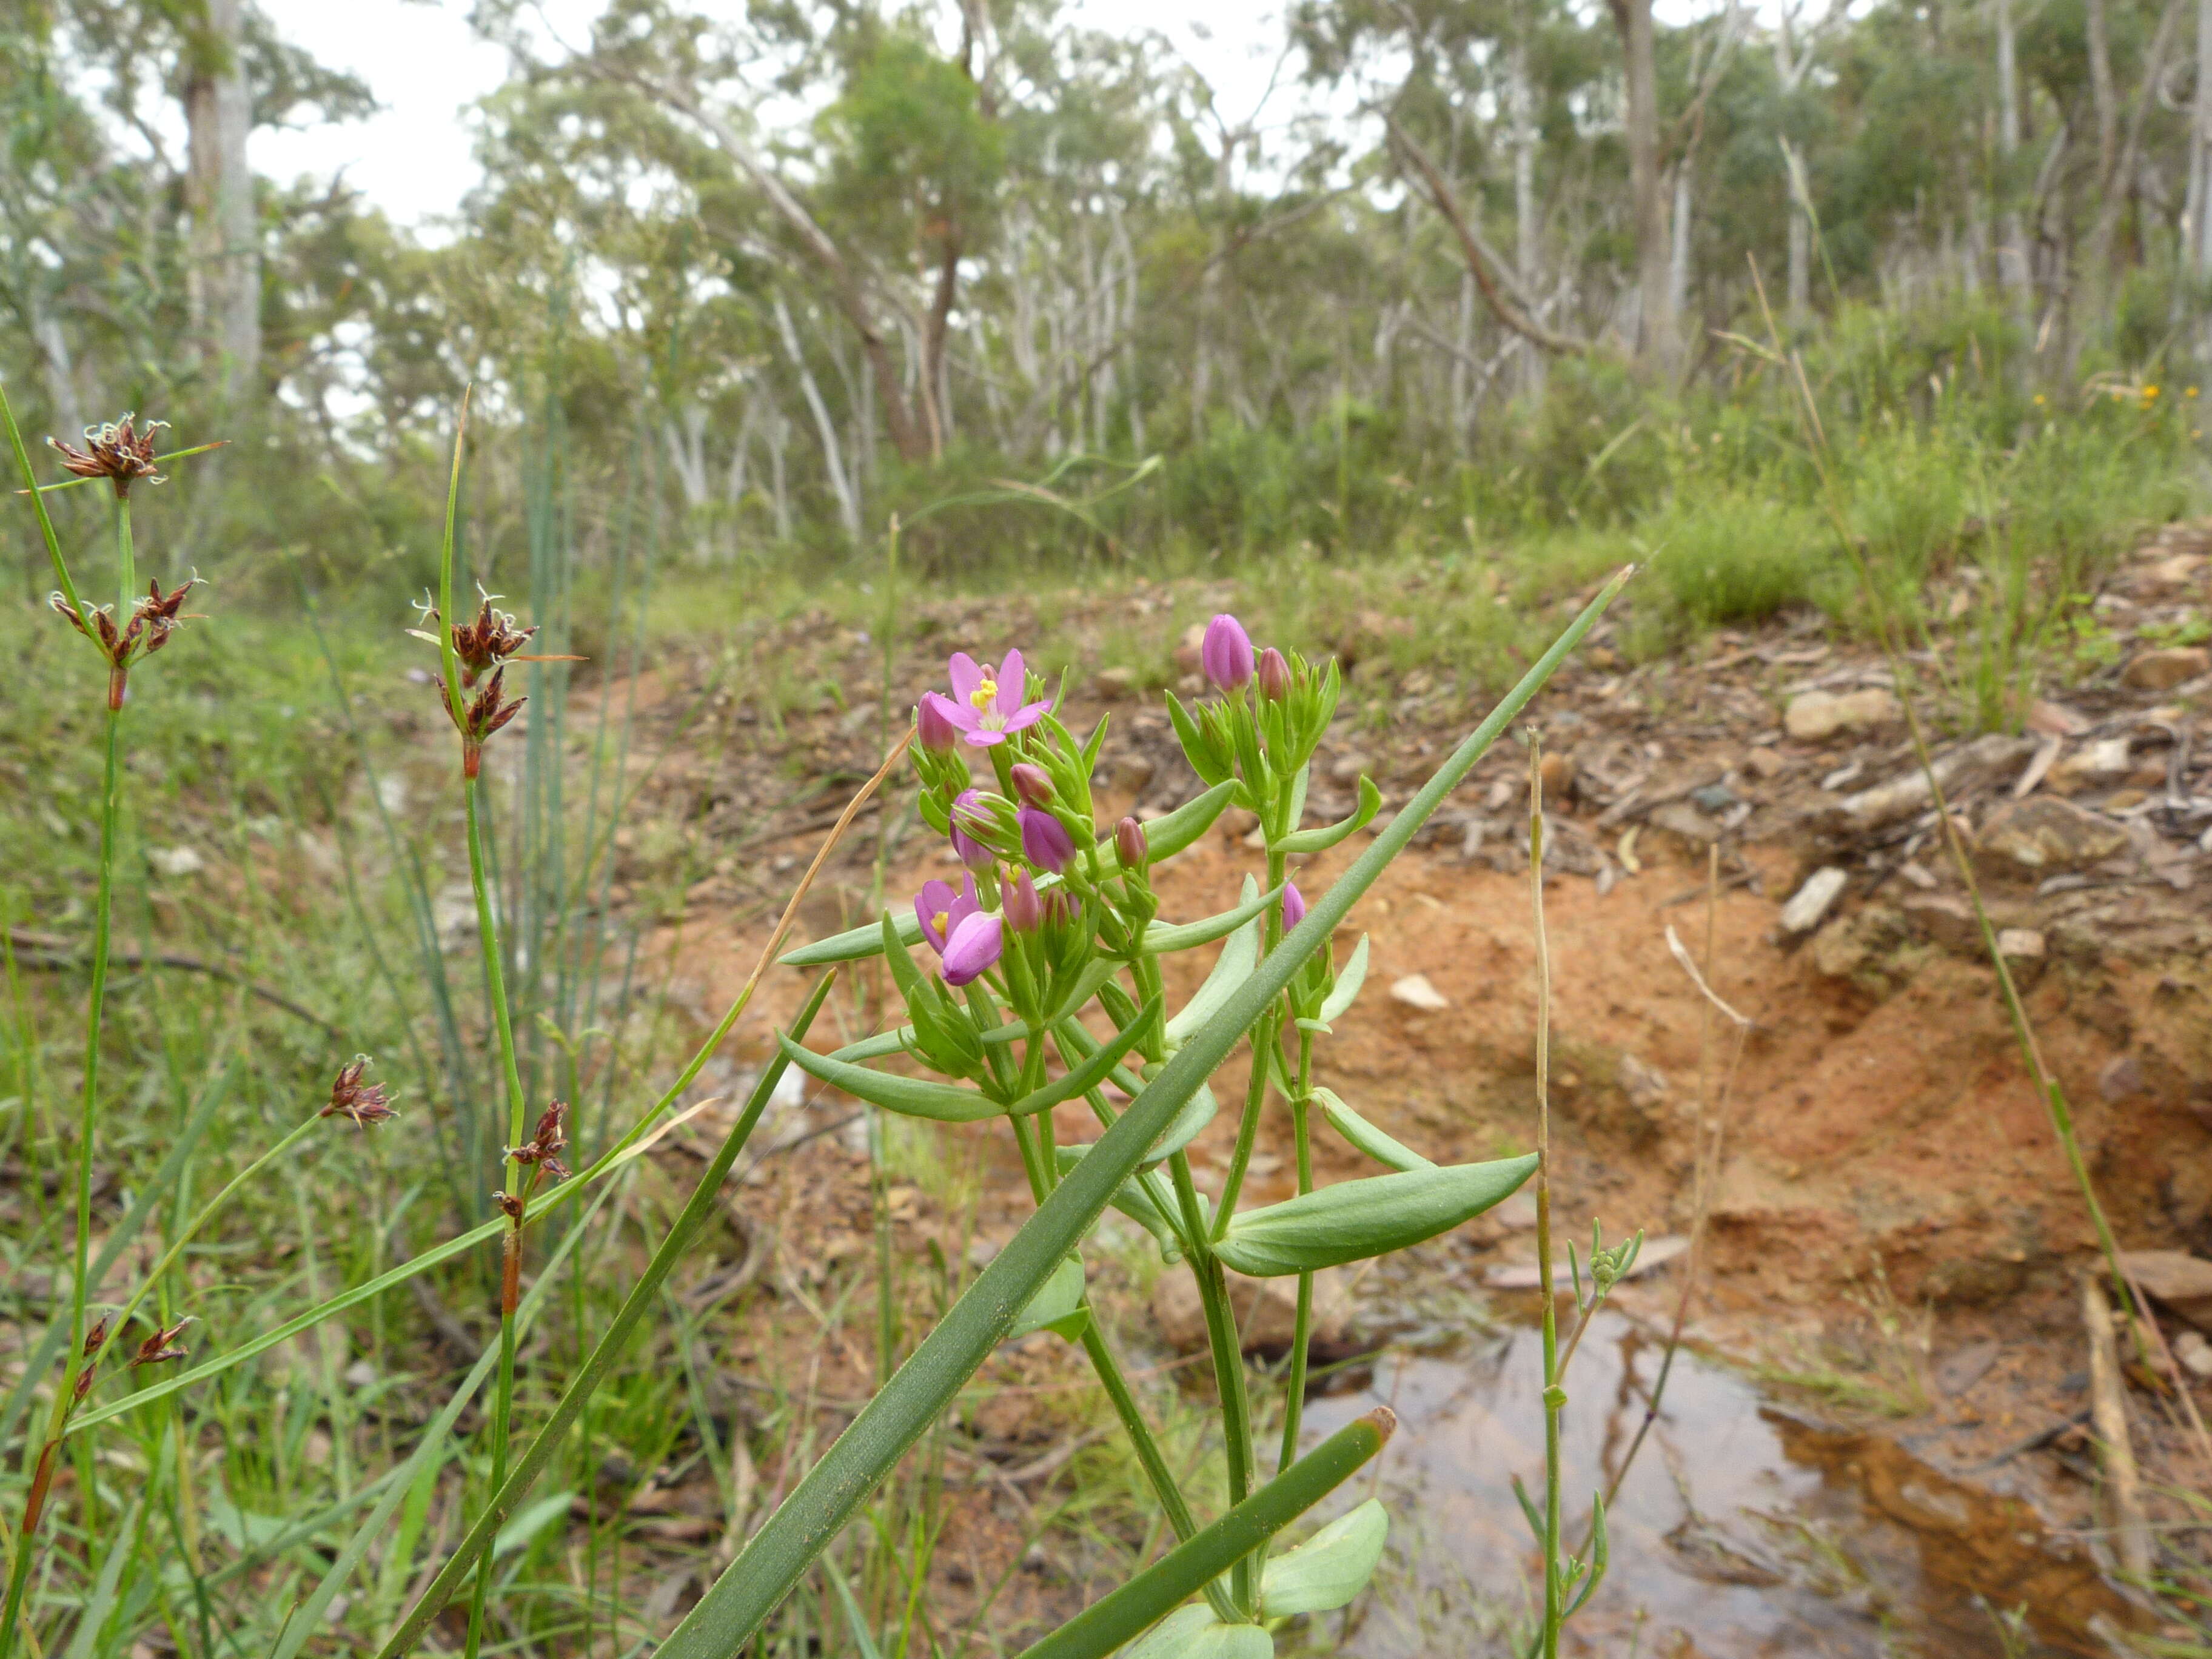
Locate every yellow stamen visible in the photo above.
<box><xmin>970</xmin><ymin>677</ymin><xmax>997</xmax><ymax>711</ymax></box>
<box><xmin>933</xmin><ymin>911</ymin><xmax>951</xmax><ymax>937</ymax></box>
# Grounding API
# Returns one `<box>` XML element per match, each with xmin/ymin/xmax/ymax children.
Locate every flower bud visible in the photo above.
<box><xmin>1256</xmin><ymin>646</ymin><xmax>1292</xmax><ymax>702</ymax></box>
<box><xmin>950</xmin><ymin>788</ymin><xmax>996</xmax><ymax>870</ymax></box>
<box><xmin>1202</xmin><ymin>614</ymin><xmax>1255</xmax><ymax>690</ymax></box>
<box><xmin>1114</xmin><ymin>816</ymin><xmax>1148</xmax><ymax>871</ymax></box>
<box><xmin>1019</xmin><ymin>806</ymin><xmax>1078</xmax><ymax>874</ymax></box>
<box><xmin>1004</xmin><ymin>868</ymin><xmax>1043</xmax><ymax>932</ymax></box>
<box><xmin>917</xmin><ymin>692</ymin><xmax>960</xmax><ymax>752</ymax></box>
<box><xmin>1010</xmin><ymin>762</ymin><xmax>1055</xmax><ymax>806</ymax></box>
<box><xmin>1281</xmin><ymin>882</ymin><xmax>1307</xmax><ymax>931</ymax></box>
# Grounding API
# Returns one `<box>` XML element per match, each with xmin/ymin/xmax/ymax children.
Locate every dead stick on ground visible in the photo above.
<box><xmin>7</xmin><ymin>928</ymin><xmax>336</xmax><ymax>1032</ymax></box>
<box><xmin>2083</xmin><ymin>1273</ymin><xmax>2154</xmax><ymax>1583</ymax></box>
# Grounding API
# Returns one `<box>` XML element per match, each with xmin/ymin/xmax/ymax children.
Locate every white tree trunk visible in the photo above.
<box><xmin>773</xmin><ymin>297</ymin><xmax>861</xmax><ymax>540</ymax></box>
<box><xmin>184</xmin><ymin>0</ymin><xmax>260</xmax><ymax>400</ymax></box>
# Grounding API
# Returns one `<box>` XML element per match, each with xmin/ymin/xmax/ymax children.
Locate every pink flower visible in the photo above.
<box><xmin>1202</xmin><ymin>615</ymin><xmax>1254</xmax><ymax>691</ymax></box>
<box><xmin>1004</xmin><ymin>868</ymin><xmax>1042</xmax><ymax>932</ymax></box>
<box><xmin>942</xmin><ymin>913</ymin><xmax>1004</xmax><ymax>986</ymax></box>
<box><xmin>1281</xmin><ymin>882</ymin><xmax>1306</xmax><ymax>931</ymax></box>
<box><xmin>939</xmin><ymin>649</ymin><xmax>1054</xmax><ymax>748</ymax></box>
<box><xmin>916</xmin><ymin>874</ymin><xmax>983</xmax><ymax>955</ymax></box>
<box><xmin>950</xmin><ymin>789</ymin><xmax>996</xmax><ymax>870</ymax></box>
<box><xmin>917</xmin><ymin>692</ymin><xmax>962</xmax><ymax>752</ymax></box>
<box><xmin>1020</xmin><ymin>807</ymin><xmax>1078</xmax><ymax>874</ymax></box>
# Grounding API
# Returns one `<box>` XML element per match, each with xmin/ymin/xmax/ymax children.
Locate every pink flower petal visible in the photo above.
<box><xmin>997</xmin><ymin>648</ymin><xmax>1026</xmax><ymax>705</ymax></box>
<box><xmin>1003</xmin><ymin>699</ymin><xmax>1054</xmax><ymax>732</ymax></box>
<box><xmin>941</xmin><ymin>913</ymin><xmax>1004</xmax><ymax>987</ymax></box>
<box><xmin>962</xmin><ymin>729</ymin><xmax>1006</xmax><ymax>747</ymax></box>
<box><xmin>948</xmin><ymin>653</ymin><xmax>984</xmax><ymax>703</ymax></box>
<box><xmin>939</xmin><ymin>700</ymin><xmax>984</xmax><ymax>732</ymax></box>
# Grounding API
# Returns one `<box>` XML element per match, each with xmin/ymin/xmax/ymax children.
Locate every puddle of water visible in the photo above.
<box><xmin>1297</xmin><ymin>1310</ymin><xmax>2135</xmax><ymax>1658</ymax></box>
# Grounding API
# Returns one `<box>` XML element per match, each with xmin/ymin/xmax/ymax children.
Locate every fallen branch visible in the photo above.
<box><xmin>7</xmin><ymin>928</ymin><xmax>335</xmax><ymax>1031</ymax></box>
<box><xmin>2083</xmin><ymin>1272</ymin><xmax>2154</xmax><ymax>1581</ymax></box>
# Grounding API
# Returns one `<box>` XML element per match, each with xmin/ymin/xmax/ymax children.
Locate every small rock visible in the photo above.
<box><xmin>2117</xmin><ymin>1249</ymin><xmax>2212</xmax><ymax>1332</ymax></box>
<box><xmin>1617</xmin><ymin>1053</ymin><xmax>1669</xmax><ymax>1111</ymax></box>
<box><xmin>2175</xmin><ymin>1329</ymin><xmax>2212</xmax><ymax>1378</ymax></box>
<box><xmin>1898</xmin><ymin>861</ymin><xmax>1937</xmax><ymax>890</ymax></box>
<box><xmin>1810</xmin><ymin>905</ymin><xmax>1909</xmax><ymax>983</ymax></box>
<box><xmin>1689</xmin><ymin>782</ymin><xmax>1737</xmax><ymax>814</ymax></box>
<box><xmin>1389</xmin><ymin>973</ymin><xmax>1450</xmax><ymax>1011</ymax></box>
<box><xmin>146</xmin><ymin>845</ymin><xmax>206</xmax><ymax>877</ymax></box>
<box><xmin>1785</xmin><ymin>688</ymin><xmax>1901</xmax><ymax>742</ymax></box>
<box><xmin>2102</xmin><ymin>788</ymin><xmax>2148</xmax><ymax>812</ymax></box>
<box><xmin>1900</xmin><ymin>892</ymin><xmax>1980</xmax><ymax>953</ymax></box>
<box><xmin>1219</xmin><ymin>807</ymin><xmax>1260</xmax><ymax>840</ymax></box>
<box><xmin>1495</xmin><ymin>1192</ymin><xmax>1538</xmax><ymax>1231</ymax></box>
<box><xmin>2051</xmin><ymin>737</ymin><xmax>2133</xmax><ymax>793</ymax></box>
<box><xmin>1538</xmin><ymin>750</ymin><xmax>1578</xmax><ymax>801</ymax></box>
<box><xmin>1109</xmin><ymin>752</ymin><xmax>1156</xmax><ymax>795</ymax></box>
<box><xmin>2099</xmin><ymin>1054</ymin><xmax>2147</xmax><ymax>1102</ymax></box>
<box><xmin>1996</xmin><ymin>927</ymin><xmax>2045</xmax><ymax>960</ymax></box>
<box><xmin>1780</xmin><ymin>867</ymin><xmax>1848</xmax><ymax>933</ymax></box>
<box><xmin>1744</xmin><ymin>748</ymin><xmax>1788</xmax><ymax>780</ymax></box>
<box><xmin>1330</xmin><ymin>753</ymin><xmax>1372</xmax><ymax>786</ymax></box>
<box><xmin>2123</xmin><ymin>647</ymin><xmax>2211</xmax><ymax>689</ymax></box>
<box><xmin>1173</xmin><ymin>623</ymin><xmax>1207</xmax><ymax>671</ymax></box>
<box><xmin>1093</xmin><ymin>665</ymin><xmax>1139</xmax><ymax>699</ymax></box>
<box><xmin>343</xmin><ymin>1359</ymin><xmax>379</xmax><ymax>1390</ymax></box>
<box><xmin>1977</xmin><ymin>797</ymin><xmax>2130</xmax><ymax>878</ymax></box>
<box><xmin>1647</xmin><ymin>800</ymin><xmax>1721</xmax><ymax>844</ymax></box>
<box><xmin>2028</xmin><ymin>699</ymin><xmax>2090</xmax><ymax>737</ymax></box>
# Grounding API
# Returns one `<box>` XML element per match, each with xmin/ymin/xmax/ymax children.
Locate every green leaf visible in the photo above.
<box><xmin>1213</xmin><ymin>1158</ymin><xmax>1537</xmax><ymax>1277</ymax></box>
<box><xmin>1005</xmin><ymin>1255</ymin><xmax>1089</xmax><ymax>1343</ymax></box>
<box><xmin>1052</xmin><ymin>1021</ymin><xmax>1216</xmax><ymax>1166</ymax></box>
<box><xmin>1315</xmin><ymin>1090</ymin><xmax>1433</xmax><ymax>1173</ymax></box>
<box><xmin>1008</xmin><ymin>997</ymin><xmax>1160</xmax><ymax>1119</ymax></box>
<box><xmin>1258</xmin><ymin>1499</ymin><xmax>1389</xmax><ymax>1617</ymax></box>
<box><xmin>1122</xmin><ymin>1606</ymin><xmax>1272</xmax><ymax>1659</ymax></box>
<box><xmin>656</xmin><ymin>572</ymin><xmax>1627</xmax><ymax>1659</ymax></box>
<box><xmin>1315</xmin><ymin>936</ymin><xmax>1369</xmax><ymax>1025</ymax></box>
<box><xmin>1142</xmin><ymin>882</ymin><xmax>1280</xmax><ymax>957</ymax></box>
<box><xmin>823</xmin><ymin>1555</ymin><xmax>886</xmax><ymax>1659</ymax></box>
<box><xmin>1275</xmin><ymin>776</ymin><xmax>1382</xmax><ymax>855</ymax></box>
<box><xmin>1008</xmin><ymin>1409</ymin><xmax>1393</xmax><ymax>1659</ymax></box>
<box><xmin>1165</xmin><ymin>882</ymin><xmax>1262</xmax><ymax>1043</ymax></box>
<box><xmin>777</xmin><ymin>1031</ymin><xmax>1000</xmax><ymax>1122</ymax></box>
<box><xmin>1165</xmin><ymin>691</ymin><xmax>1229</xmax><ymax>786</ymax></box>
<box><xmin>1049</xmin><ymin>954</ymin><xmax>1128</xmax><ymax>1023</ymax></box>
<box><xmin>832</xmin><ymin>1022</ymin><xmax>1021</xmax><ymax>1064</ymax></box>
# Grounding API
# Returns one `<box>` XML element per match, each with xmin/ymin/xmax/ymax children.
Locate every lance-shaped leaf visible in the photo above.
<box><xmin>1213</xmin><ymin>1157</ymin><xmax>1537</xmax><ymax>1278</ymax></box>
<box><xmin>777</xmin><ymin>1033</ymin><xmax>1000</xmax><ymax>1122</ymax></box>
<box><xmin>1010</xmin><ymin>1409</ymin><xmax>1395</xmax><ymax>1659</ymax></box>
<box><xmin>1259</xmin><ymin>1499</ymin><xmax>1389</xmax><ymax>1617</ymax></box>
<box><xmin>1005</xmin><ymin>1255</ymin><xmax>1089</xmax><ymax>1343</ymax></box>
<box><xmin>1316</xmin><ymin>935</ymin><xmax>1370</xmax><ymax>1025</ymax></box>
<box><xmin>652</xmin><ymin>571</ymin><xmax>1628</xmax><ymax>1659</ymax></box>
<box><xmin>1008</xmin><ymin>997</ymin><xmax>1161</xmax><ymax>1119</ymax></box>
<box><xmin>1121</xmin><ymin>1607</ymin><xmax>1270</xmax><ymax>1659</ymax></box>
<box><xmin>1275</xmin><ymin>775</ymin><xmax>1382</xmax><ymax>855</ymax></box>
<box><xmin>1140</xmin><ymin>883</ymin><xmax>1282</xmax><ymax>957</ymax></box>
<box><xmin>1048</xmin><ymin>954</ymin><xmax>1126</xmax><ymax>1023</ymax></box>
<box><xmin>832</xmin><ymin>1021</ymin><xmax>1021</xmax><ymax>1065</ymax></box>
<box><xmin>780</xmin><ymin>782</ymin><xmax>1240</xmax><ymax>968</ymax></box>
<box><xmin>1165</xmin><ymin>881</ymin><xmax>1262</xmax><ymax>1044</ymax></box>
<box><xmin>1316</xmin><ymin>1089</ymin><xmax>1433</xmax><ymax>1173</ymax></box>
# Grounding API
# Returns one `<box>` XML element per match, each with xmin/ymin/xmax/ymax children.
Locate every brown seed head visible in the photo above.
<box><xmin>131</xmin><ymin>1317</ymin><xmax>193</xmax><ymax>1367</ymax></box>
<box><xmin>321</xmin><ymin>1056</ymin><xmax>398</xmax><ymax>1128</ymax></box>
<box><xmin>440</xmin><ymin>667</ymin><xmax>526</xmax><ymax>778</ymax></box>
<box><xmin>49</xmin><ymin>414</ymin><xmax>168</xmax><ymax>498</ymax></box>
<box><xmin>507</xmin><ymin>1099</ymin><xmax>571</xmax><ymax>1182</ymax></box>
<box><xmin>449</xmin><ymin>598</ymin><xmax>539</xmax><ymax>687</ymax></box>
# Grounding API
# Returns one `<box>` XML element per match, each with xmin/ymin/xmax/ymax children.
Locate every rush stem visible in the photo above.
<box><xmin>1531</xmin><ymin>746</ymin><xmax>1564</xmax><ymax>1659</ymax></box>
<box><xmin>1275</xmin><ymin>1025</ymin><xmax>1317</xmax><ymax>1480</ymax></box>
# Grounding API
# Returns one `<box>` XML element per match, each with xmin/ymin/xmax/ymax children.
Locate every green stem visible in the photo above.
<box><xmin>1192</xmin><ymin>1253</ymin><xmax>1259</xmax><ymax>1616</ymax></box>
<box><xmin>460</xmin><ymin>770</ymin><xmax>529</xmax><ymax>1659</ymax></box>
<box><xmin>1531</xmin><ymin>761</ymin><xmax>1563</xmax><ymax>1658</ymax></box>
<box><xmin>1275</xmin><ymin>1028</ymin><xmax>1316</xmax><ymax>1479</ymax></box>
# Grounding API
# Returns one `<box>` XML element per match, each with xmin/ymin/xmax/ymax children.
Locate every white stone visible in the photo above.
<box><xmin>1389</xmin><ymin>974</ymin><xmax>1449</xmax><ymax>1011</ymax></box>
<box><xmin>1780</xmin><ymin>866</ymin><xmax>1849</xmax><ymax>934</ymax></box>
<box><xmin>146</xmin><ymin>845</ymin><xmax>204</xmax><ymax>877</ymax></box>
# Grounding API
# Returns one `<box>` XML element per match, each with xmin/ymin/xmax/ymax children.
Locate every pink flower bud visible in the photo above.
<box><xmin>1202</xmin><ymin>614</ymin><xmax>1255</xmax><ymax>690</ymax></box>
<box><xmin>950</xmin><ymin>789</ymin><xmax>997</xmax><ymax>870</ymax></box>
<box><xmin>942</xmin><ymin>913</ymin><xmax>1004</xmax><ymax>986</ymax></box>
<box><xmin>1281</xmin><ymin>882</ymin><xmax>1306</xmax><ymax>931</ymax></box>
<box><xmin>1004</xmin><ymin>868</ymin><xmax>1043</xmax><ymax>932</ymax></box>
<box><xmin>1256</xmin><ymin>646</ymin><xmax>1292</xmax><ymax>702</ymax></box>
<box><xmin>917</xmin><ymin>692</ymin><xmax>960</xmax><ymax>752</ymax></box>
<box><xmin>1010</xmin><ymin>762</ymin><xmax>1056</xmax><ymax>806</ymax></box>
<box><xmin>1019</xmin><ymin>807</ymin><xmax>1078</xmax><ymax>874</ymax></box>
<box><xmin>1114</xmin><ymin>816</ymin><xmax>1148</xmax><ymax>871</ymax></box>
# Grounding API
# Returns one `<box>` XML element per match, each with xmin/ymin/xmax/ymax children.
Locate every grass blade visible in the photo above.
<box><xmin>1012</xmin><ymin>1409</ymin><xmax>1395</xmax><ymax>1659</ymax></box>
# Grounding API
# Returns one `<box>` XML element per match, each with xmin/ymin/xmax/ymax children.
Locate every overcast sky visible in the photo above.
<box><xmin>253</xmin><ymin>0</ymin><xmax>1307</xmax><ymax>239</ymax></box>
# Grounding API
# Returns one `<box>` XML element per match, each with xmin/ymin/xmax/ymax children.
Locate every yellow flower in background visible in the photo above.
<box><xmin>2190</xmin><ymin>387</ymin><xmax>2200</xmax><ymax>398</ymax></box>
<box><xmin>2145</xmin><ymin>385</ymin><xmax>2161</xmax><ymax>400</ymax></box>
<box><xmin>2033</xmin><ymin>393</ymin><xmax>2046</xmax><ymax>406</ymax></box>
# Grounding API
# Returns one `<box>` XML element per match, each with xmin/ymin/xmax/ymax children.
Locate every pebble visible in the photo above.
<box><xmin>1093</xmin><ymin>665</ymin><xmax>1138</xmax><ymax>699</ymax></box>
<box><xmin>1689</xmin><ymin>782</ymin><xmax>1737</xmax><ymax>814</ymax></box>
<box><xmin>2120</xmin><ymin>646</ymin><xmax>2210</xmax><ymax>689</ymax></box>
<box><xmin>1785</xmin><ymin>688</ymin><xmax>1901</xmax><ymax>742</ymax></box>
<box><xmin>1996</xmin><ymin>927</ymin><xmax>2045</xmax><ymax>960</ymax></box>
<box><xmin>2176</xmin><ymin>1330</ymin><xmax>2212</xmax><ymax>1378</ymax></box>
<box><xmin>1389</xmin><ymin>973</ymin><xmax>1450</xmax><ymax>1011</ymax></box>
<box><xmin>1780</xmin><ymin>866</ymin><xmax>1849</xmax><ymax>933</ymax></box>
